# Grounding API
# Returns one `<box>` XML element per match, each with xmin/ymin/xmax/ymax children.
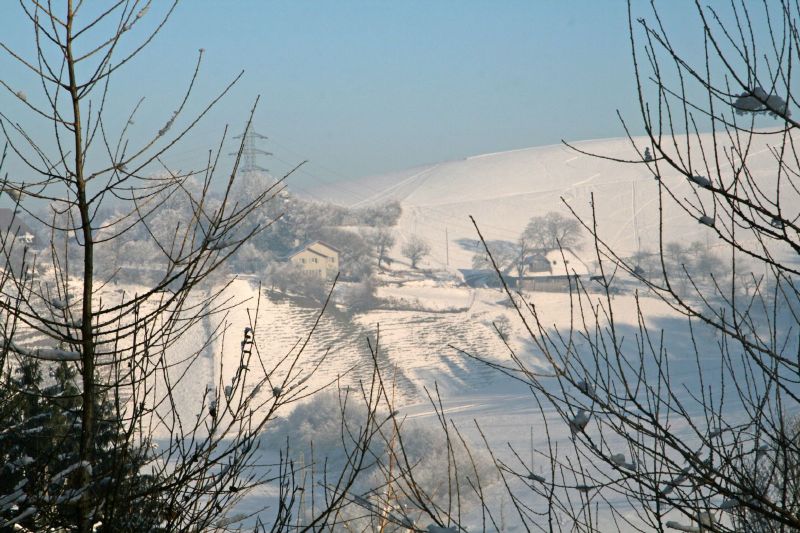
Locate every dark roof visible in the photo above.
<box><xmin>309</xmin><ymin>240</ymin><xmax>341</xmax><ymax>254</ymax></box>
<box><xmin>523</xmin><ymin>254</ymin><xmax>551</xmax><ymax>273</ymax></box>
<box><xmin>458</xmin><ymin>268</ymin><xmax>507</xmax><ymax>288</ymax></box>
<box><xmin>282</xmin><ymin>240</ymin><xmax>340</xmax><ymax>260</ymax></box>
<box><xmin>291</xmin><ymin>247</ymin><xmax>329</xmax><ymax>260</ymax></box>
<box><xmin>0</xmin><ymin>208</ymin><xmax>34</xmax><ymax>237</ymax></box>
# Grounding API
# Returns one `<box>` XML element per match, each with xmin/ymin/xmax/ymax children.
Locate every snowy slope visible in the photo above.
<box><xmin>207</xmin><ymin>278</ymin><xmax>517</xmax><ymax>408</ymax></box>
<box><xmin>160</xmin><ymin>132</ymin><xmax>800</xmax><ymax>530</ymax></box>
<box><xmin>315</xmin><ymin>132</ymin><xmax>799</xmax><ymax>271</ymax></box>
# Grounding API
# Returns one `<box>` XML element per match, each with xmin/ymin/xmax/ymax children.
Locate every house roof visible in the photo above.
<box><xmin>309</xmin><ymin>240</ymin><xmax>341</xmax><ymax>254</ymax></box>
<box><xmin>291</xmin><ymin>247</ymin><xmax>329</xmax><ymax>260</ymax></box>
<box><xmin>0</xmin><ymin>208</ymin><xmax>34</xmax><ymax>237</ymax></box>
<box><xmin>521</xmin><ymin>248</ymin><xmax>589</xmax><ymax>277</ymax></box>
<box><xmin>284</xmin><ymin>240</ymin><xmax>340</xmax><ymax>260</ymax></box>
<box><xmin>523</xmin><ymin>254</ymin><xmax>551</xmax><ymax>273</ymax></box>
<box><xmin>544</xmin><ymin>248</ymin><xmax>589</xmax><ymax>275</ymax></box>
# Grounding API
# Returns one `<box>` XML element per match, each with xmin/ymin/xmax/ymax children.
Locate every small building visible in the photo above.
<box><xmin>285</xmin><ymin>240</ymin><xmax>340</xmax><ymax>280</ymax></box>
<box><xmin>518</xmin><ymin>249</ymin><xmax>589</xmax><ymax>292</ymax></box>
<box><xmin>460</xmin><ymin>268</ymin><xmax>502</xmax><ymax>288</ymax></box>
<box><xmin>0</xmin><ymin>208</ymin><xmax>35</xmax><ymax>247</ymax></box>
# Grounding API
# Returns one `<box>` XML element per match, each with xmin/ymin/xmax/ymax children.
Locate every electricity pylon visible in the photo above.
<box><xmin>231</xmin><ymin>124</ymin><xmax>272</xmax><ymax>173</ymax></box>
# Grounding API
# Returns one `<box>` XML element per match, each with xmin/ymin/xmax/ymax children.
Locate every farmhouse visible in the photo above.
<box><xmin>518</xmin><ymin>248</ymin><xmax>589</xmax><ymax>292</ymax></box>
<box><xmin>285</xmin><ymin>240</ymin><xmax>340</xmax><ymax>280</ymax></box>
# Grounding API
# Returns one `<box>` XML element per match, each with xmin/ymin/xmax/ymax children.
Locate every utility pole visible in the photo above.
<box><xmin>632</xmin><ymin>180</ymin><xmax>640</xmax><ymax>255</ymax></box>
<box><xmin>231</xmin><ymin>123</ymin><xmax>272</xmax><ymax>174</ymax></box>
<box><xmin>445</xmin><ymin>227</ymin><xmax>449</xmax><ymax>267</ymax></box>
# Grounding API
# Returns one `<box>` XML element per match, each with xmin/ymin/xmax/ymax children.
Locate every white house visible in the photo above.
<box><xmin>519</xmin><ymin>248</ymin><xmax>589</xmax><ymax>292</ymax></box>
<box><xmin>285</xmin><ymin>241</ymin><xmax>340</xmax><ymax>280</ymax></box>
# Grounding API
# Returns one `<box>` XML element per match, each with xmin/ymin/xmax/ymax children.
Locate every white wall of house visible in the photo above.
<box><xmin>289</xmin><ymin>242</ymin><xmax>339</xmax><ymax>280</ymax></box>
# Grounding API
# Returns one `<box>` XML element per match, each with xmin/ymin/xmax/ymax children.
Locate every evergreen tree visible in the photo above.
<box><xmin>0</xmin><ymin>360</ymin><xmax>165</xmax><ymax>531</ymax></box>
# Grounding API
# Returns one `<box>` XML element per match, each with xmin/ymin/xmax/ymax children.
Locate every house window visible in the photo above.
<box><xmin>312</xmin><ymin>257</ymin><xmax>318</xmax><ymax>263</ymax></box>
<box><xmin>300</xmin><ymin>258</ymin><xmax>306</xmax><ymax>264</ymax></box>
<box><xmin>329</xmin><ymin>257</ymin><xmax>334</xmax><ymax>263</ymax></box>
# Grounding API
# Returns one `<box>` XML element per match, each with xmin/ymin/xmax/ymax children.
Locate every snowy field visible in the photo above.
<box><xmin>136</xmin><ymin>133</ymin><xmax>800</xmax><ymax>529</ymax></box>
<box><xmin>11</xmin><ymin>267</ymin><xmax>752</xmax><ymax>529</ymax></box>
<box><xmin>157</xmin><ymin>274</ymin><xmax>758</xmax><ymax>530</ymax></box>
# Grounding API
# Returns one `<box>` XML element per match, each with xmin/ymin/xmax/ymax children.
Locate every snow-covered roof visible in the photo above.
<box><xmin>522</xmin><ymin>248</ymin><xmax>589</xmax><ymax>278</ymax></box>
<box><xmin>544</xmin><ymin>249</ymin><xmax>589</xmax><ymax>275</ymax></box>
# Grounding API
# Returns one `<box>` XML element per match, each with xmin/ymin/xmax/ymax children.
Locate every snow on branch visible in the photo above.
<box><xmin>0</xmin><ymin>479</ymin><xmax>28</xmax><ymax>513</ymax></box>
<box><xmin>7</xmin><ymin>341</ymin><xmax>80</xmax><ymax>361</ymax></box>
<box><xmin>1</xmin><ymin>506</ymin><xmax>36</xmax><ymax>528</ymax></box>
<box><xmin>50</xmin><ymin>461</ymin><xmax>92</xmax><ymax>485</ymax></box>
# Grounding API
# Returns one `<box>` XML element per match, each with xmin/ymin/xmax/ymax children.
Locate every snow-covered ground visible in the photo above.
<box><xmin>93</xmin><ymin>133</ymin><xmax>799</xmax><ymax>529</ymax></box>
<box><xmin>377</xmin><ymin>279</ymin><xmax>474</xmax><ymax>311</ymax></box>
<box><xmin>12</xmin><ymin>264</ymin><xmax>738</xmax><ymax>529</ymax></box>
<box><xmin>184</xmin><ymin>271</ymin><xmax>748</xmax><ymax>530</ymax></box>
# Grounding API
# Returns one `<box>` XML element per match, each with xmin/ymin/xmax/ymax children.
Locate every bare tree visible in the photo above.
<box><xmin>371</xmin><ymin>227</ymin><xmax>396</xmax><ymax>269</ymax></box>
<box><xmin>471</xmin><ymin>240</ymin><xmax>514</xmax><ymax>272</ymax></box>
<box><xmin>0</xmin><ymin>3</ymin><xmax>385</xmax><ymax>532</ymax></box>
<box><xmin>522</xmin><ymin>211</ymin><xmax>583</xmax><ymax>251</ymax></box>
<box><xmin>402</xmin><ymin>234</ymin><xmax>431</xmax><ymax>269</ymax></box>
<box><xmin>470</xmin><ymin>234</ymin><xmax>538</xmax><ymax>289</ymax></box>
<box><xmin>457</xmin><ymin>1</ymin><xmax>800</xmax><ymax>531</ymax></box>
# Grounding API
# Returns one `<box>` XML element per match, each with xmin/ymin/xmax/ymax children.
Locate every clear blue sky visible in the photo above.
<box><xmin>0</xmin><ymin>1</ymin><xmax>702</xmax><ymax>191</ymax></box>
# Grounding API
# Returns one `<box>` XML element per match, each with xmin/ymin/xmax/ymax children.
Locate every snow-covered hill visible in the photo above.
<box><xmin>158</xmin><ymin>132</ymin><xmax>799</xmax><ymax>529</ymax></box>
<box><xmin>314</xmin><ymin>132</ymin><xmax>797</xmax><ymax>271</ymax></box>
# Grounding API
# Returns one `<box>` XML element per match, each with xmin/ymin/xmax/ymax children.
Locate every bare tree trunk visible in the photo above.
<box><xmin>65</xmin><ymin>4</ymin><xmax>95</xmax><ymax>531</ymax></box>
